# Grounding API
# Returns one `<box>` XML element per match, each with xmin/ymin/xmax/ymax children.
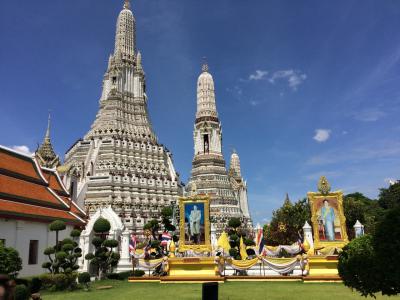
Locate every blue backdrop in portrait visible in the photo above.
<box><xmin>184</xmin><ymin>203</ymin><xmax>204</xmax><ymax>225</ymax></box>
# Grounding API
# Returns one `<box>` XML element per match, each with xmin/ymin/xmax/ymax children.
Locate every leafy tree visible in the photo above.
<box><xmin>85</xmin><ymin>218</ymin><xmax>120</xmax><ymax>279</ymax></box>
<box><xmin>225</xmin><ymin>218</ymin><xmax>251</xmax><ymax>260</ymax></box>
<box><xmin>378</xmin><ymin>182</ymin><xmax>400</xmax><ymax>210</ymax></box>
<box><xmin>265</xmin><ymin>198</ymin><xmax>310</xmax><ymax>246</ymax></box>
<box><xmin>42</xmin><ymin>228</ymin><xmax>82</xmax><ymax>274</ymax></box>
<box><xmin>343</xmin><ymin>193</ymin><xmax>384</xmax><ymax>239</ymax></box>
<box><xmin>49</xmin><ymin>220</ymin><xmax>66</xmax><ymax>251</ymax></box>
<box><xmin>373</xmin><ymin>207</ymin><xmax>400</xmax><ymax>296</ymax></box>
<box><xmin>143</xmin><ymin>219</ymin><xmax>160</xmax><ymax>240</ymax></box>
<box><xmin>161</xmin><ymin>207</ymin><xmax>176</xmax><ymax>232</ymax></box>
<box><xmin>0</xmin><ymin>244</ymin><xmax>22</xmax><ymax>278</ymax></box>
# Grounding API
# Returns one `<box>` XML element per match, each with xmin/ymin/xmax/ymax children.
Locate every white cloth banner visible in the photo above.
<box><xmin>260</xmin><ymin>257</ymin><xmax>301</xmax><ymax>275</ymax></box>
<box><xmin>264</xmin><ymin>243</ymin><xmax>302</xmax><ymax>257</ymax></box>
<box><xmin>131</xmin><ymin>252</ymin><xmax>145</xmax><ymax>259</ymax></box>
<box><xmin>137</xmin><ymin>259</ymin><xmax>163</xmax><ymax>270</ymax></box>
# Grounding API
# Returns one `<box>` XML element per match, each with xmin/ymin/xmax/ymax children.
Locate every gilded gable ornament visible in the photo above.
<box><xmin>318</xmin><ymin>176</ymin><xmax>331</xmax><ymax>195</ymax></box>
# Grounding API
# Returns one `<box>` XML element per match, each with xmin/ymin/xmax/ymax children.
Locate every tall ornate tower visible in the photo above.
<box><xmin>187</xmin><ymin>63</ymin><xmax>252</xmax><ymax>234</ymax></box>
<box><xmin>229</xmin><ymin>150</ymin><xmax>252</xmax><ymax>227</ymax></box>
<box><xmin>35</xmin><ymin>114</ymin><xmax>61</xmax><ymax>168</ymax></box>
<box><xmin>63</xmin><ymin>0</ymin><xmax>182</xmax><ymax>234</ymax></box>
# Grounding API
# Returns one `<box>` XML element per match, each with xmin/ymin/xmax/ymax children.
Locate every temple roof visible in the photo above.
<box><xmin>0</xmin><ymin>145</ymin><xmax>85</xmax><ymax>225</ymax></box>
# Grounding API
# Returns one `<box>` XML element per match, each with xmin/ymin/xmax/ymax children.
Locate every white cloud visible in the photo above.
<box><xmin>306</xmin><ymin>139</ymin><xmax>400</xmax><ymax>166</ymax></box>
<box><xmin>249</xmin><ymin>70</ymin><xmax>268</xmax><ymax>81</ymax></box>
<box><xmin>11</xmin><ymin>145</ymin><xmax>33</xmax><ymax>156</ymax></box>
<box><xmin>313</xmin><ymin>129</ymin><xmax>331</xmax><ymax>143</ymax></box>
<box><xmin>354</xmin><ymin>108</ymin><xmax>386</xmax><ymax>122</ymax></box>
<box><xmin>249</xmin><ymin>100</ymin><xmax>260</xmax><ymax>106</ymax></box>
<box><xmin>269</xmin><ymin>69</ymin><xmax>307</xmax><ymax>90</ymax></box>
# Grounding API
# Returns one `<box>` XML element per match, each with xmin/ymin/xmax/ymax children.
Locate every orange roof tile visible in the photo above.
<box><xmin>0</xmin><ymin>150</ymin><xmax>45</xmax><ymax>182</ymax></box>
<box><xmin>0</xmin><ymin>145</ymin><xmax>85</xmax><ymax>225</ymax></box>
<box><xmin>42</xmin><ymin>169</ymin><xmax>68</xmax><ymax>195</ymax></box>
<box><xmin>0</xmin><ymin>174</ymin><xmax>68</xmax><ymax>209</ymax></box>
<box><xmin>0</xmin><ymin>199</ymin><xmax>82</xmax><ymax>224</ymax></box>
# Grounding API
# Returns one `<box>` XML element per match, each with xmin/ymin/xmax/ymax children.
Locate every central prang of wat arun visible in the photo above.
<box><xmin>61</xmin><ymin>0</ymin><xmax>252</xmax><ymax>236</ymax></box>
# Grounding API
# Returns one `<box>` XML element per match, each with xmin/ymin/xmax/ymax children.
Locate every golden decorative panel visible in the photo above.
<box><xmin>308</xmin><ymin>187</ymin><xmax>348</xmax><ymax>249</ymax></box>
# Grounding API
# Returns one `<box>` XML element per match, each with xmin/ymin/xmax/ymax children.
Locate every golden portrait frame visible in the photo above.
<box><xmin>178</xmin><ymin>195</ymin><xmax>212</xmax><ymax>253</ymax></box>
<box><xmin>307</xmin><ymin>191</ymin><xmax>348</xmax><ymax>249</ymax></box>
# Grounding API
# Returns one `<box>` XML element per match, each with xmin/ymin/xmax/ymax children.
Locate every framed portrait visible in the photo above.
<box><xmin>178</xmin><ymin>195</ymin><xmax>211</xmax><ymax>253</ymax></box>
<box><xmin>308</xmin><ymin>191</ymin><xmax>348</xmax><ymax>249</ymax></box>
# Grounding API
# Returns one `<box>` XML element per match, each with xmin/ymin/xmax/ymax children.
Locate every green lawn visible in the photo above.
<box><xmin>42</xmin><ymin>280</ymin><xmax>399</xmax><ymax>300</ymax></box>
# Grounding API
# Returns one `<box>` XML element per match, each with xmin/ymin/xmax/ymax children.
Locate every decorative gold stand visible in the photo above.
<box><xmin>304</xmin><ymin>255</ymin><xmax>341</xmax><ymax>282</ymax></box>
<box><xmin>164</xmin><ymin>257</ymin><xmax>223</xmax><ymax>282</ymax></box>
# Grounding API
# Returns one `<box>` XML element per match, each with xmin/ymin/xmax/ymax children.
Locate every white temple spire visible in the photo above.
<box><xmin>229</xmin><ymin>149</ymin><xmax>242</xmax><ymax>178</ymax></box>
<box><xmin>115</xmin><ymin>0</ymin><xmax>136</xmax><ymax>60</ymax></box>
<box><xmin>196</xmin><ymin>62</ymin><xmax>218</xmax><ymax>119</ymax></box>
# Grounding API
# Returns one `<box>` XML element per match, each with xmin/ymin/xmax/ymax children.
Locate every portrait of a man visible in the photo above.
<box><xmin>184</xmin><ymin>203</ymin><xmax>205</xmax><ymax>244</ymax></box>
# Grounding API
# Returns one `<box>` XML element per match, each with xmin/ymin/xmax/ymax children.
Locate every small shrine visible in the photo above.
<box><xmin>127</xmin><ymin>176</ymin><xmax>352</xmax><ymax>283</ymax></box>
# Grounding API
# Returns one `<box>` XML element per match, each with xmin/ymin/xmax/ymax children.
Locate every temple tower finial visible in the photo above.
<box><xmin>201</xmin><ymin>57</ymin><xmax>208</xmax><ymax>73</ymax></box>
<box><xmin>45</xmin><ymin>112</ymin><xmax>51</xmax><ymax>141</ymax></box>
<box><xmin>123</xmin><ymin>0</ymin><xmax>131</xmax><ymax>10</ymax></box>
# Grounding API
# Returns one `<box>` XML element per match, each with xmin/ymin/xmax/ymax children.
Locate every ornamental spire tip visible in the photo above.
<box><xmin>45</xmin><ymin>111</ymin><xmax>51</xmax><ymax>141</ymax></box>
<box><xmin>123</xmin><ymin>0</ymin><xmax>131</xmax><ymax>9</ymax></box>
<box><xmin>201</xmin><ymin>57</ymin><xmax>208</xmax><ymax>73</ymax></box>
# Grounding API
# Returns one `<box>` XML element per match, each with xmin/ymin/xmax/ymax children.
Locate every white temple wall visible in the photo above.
<box><xmin>0</xmin><ymin>219</ymin><xmax>74</xmax><ymax>277</ymax></box>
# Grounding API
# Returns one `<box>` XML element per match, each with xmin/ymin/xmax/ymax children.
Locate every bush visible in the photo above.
<box><xmin>229</xmin><ymin>248</ymin><xmax>238</xmax><ymax>258</ymax></box>
<box><xmin>49</xmin><ymin>220</ymin><xmax>66</xmax><ymax>232</ymax></box>
<box><xmin>103</xmin><ymin>239</ymin><xmax>119</xmax><ymax>248</ymax></box>
<box><xmin>93</xmin><ymin>218</ymin><xmax>111</xmax><ymax>233</ymax></box>
<box><xmin>244</xmin><ymin>238</ymin><xmax>255</xmax><ymax>246</ymax></box>
<box><xmin>39</xmin><ymin>272</ymin><xmax>78</xmax><ymax>291</ymax></box>
<box><xmin>30</xmin><ymin>277</ymin><xmax>42</xmax><ymax>294</ymax></box>
<box><xmin>106</xmin><ymin>273</ymin><xmax>121</xmax><ymax>280</ymax></box>
<box><xmin>14</xmin><ymin>284</ymin><xmax>30</xmax><ymax>300</ymax></box>
<box><xmin>70</xmin><ymin>229</ymin><xmax>81</xmax><ymax>238</ymax></box>
<box><xmin>133</xmin><ymin>270</ymin><xmax>145</xmax><ymax>277</ymax></box>
<box><xmin>373</xmin><ymin>207</ymin><xmax>400</xmax><ymax>295</ymax></box>
<box><xmin>0</xmin><ymin>244</ymin><xmax>23</xmax><ymax>278</ymax></box>
<box><xmin>338</xmin><ymin>235</ymin><xmax>380</xmax><ymax>297</ymax></box>
<box><xmin>228</xmin><ymin>217</ymin><xmax>241</xmax><ymax>229</ymax></box>
<box><xmin>39</xmin><ymin>273</ymin><xmax>54</xmax><ymax>289</ymax></box>
<box><xmin>150</xmin><ymin>240</ymin><xmax>161</xmax><ymax>248</ymax></box>
<box><xmin>78</xmin><ymin>272</ymin><xmax>91</xmax><ymax>284</ymax></box>
<box><xmin>14</xmin><ymin>278</ymin><xmax>29</xmax><ymax>287</ymax></box>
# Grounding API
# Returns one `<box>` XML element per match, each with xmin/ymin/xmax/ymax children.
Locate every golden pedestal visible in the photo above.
<box><xmin>305</xmin><ymin>255</ymin><xmax>342</xmax><ymax>282</ymax></box>
<box><xmin>166</xmin><ymin>257</ymin><xmax>223</xmax><ymax>282</ymax></box>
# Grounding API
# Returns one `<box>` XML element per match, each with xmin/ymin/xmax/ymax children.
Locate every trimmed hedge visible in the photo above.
<box><xmin>14</xmin><ymin>284</ymin><xmax>30</xmax><ymax>300</ymax></box>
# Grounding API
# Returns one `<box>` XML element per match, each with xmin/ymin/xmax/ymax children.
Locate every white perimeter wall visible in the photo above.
<box><xmin>0</xmin><ymin>219</ymin><xmax>74</xmax><ymax>277</ymax></box>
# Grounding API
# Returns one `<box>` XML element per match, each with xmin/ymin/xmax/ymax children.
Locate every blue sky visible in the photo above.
<box><xmin>1</xmin><ymin>0</ymin><xmax>400</xmax><ymax>225</ymax></box>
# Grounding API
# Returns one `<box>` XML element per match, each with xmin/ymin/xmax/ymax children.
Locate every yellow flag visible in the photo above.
<box><xmin>217</xmin><ymin>232</ymin><xmax>230</xmax><ymax>253</ymax></box>
<box><xmin>240</xmin><ymin>236</ymin><xmax>248</xmax><ymax>260</ymax></box>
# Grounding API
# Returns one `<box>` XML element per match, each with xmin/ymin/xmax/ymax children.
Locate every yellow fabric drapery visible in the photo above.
<box><xmin>240</xmin><ymin>237</ymin><xmax>248</xmax><ymax>260</ymax></box>
<box><xmin>217</xmin><ymin>232</ymin><xmax>231</xmax><ymax>253</ymax></box>
<box><xmin>262</xmin><ymin>257</ymin><xmax>298</xmax><ymax>264</ymax></box>
<box><xmin>228</xmin><ymin>257</ymin><xmax>259</xmax><ymax>269</ymax></box>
